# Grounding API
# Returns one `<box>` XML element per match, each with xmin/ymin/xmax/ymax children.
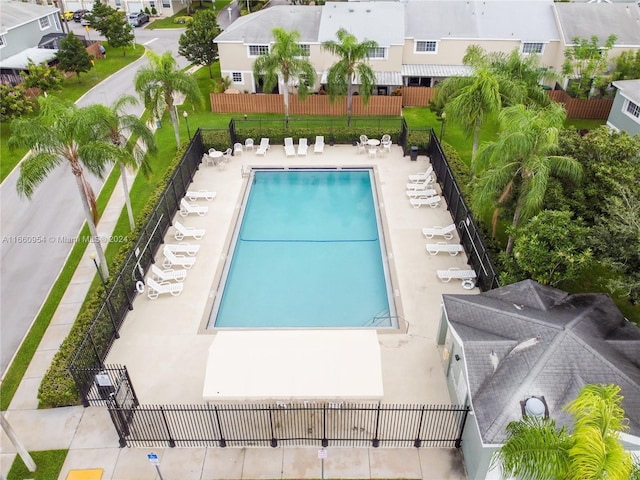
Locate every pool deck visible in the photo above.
<box><xmin>107</xmin><ymin>144</ymin><xmax>478</xmax><ymax>406</ymax></box>
<box><xmin>1</xmin><ymin>143</ymin><xmax>476</xmax><ymax>480</ymax></box>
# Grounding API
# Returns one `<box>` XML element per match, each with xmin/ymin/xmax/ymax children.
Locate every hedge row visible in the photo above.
<box><xmin>38</xmin><ymin>145</ymin><xmax>188</xmax><ymax>408</ymax></box>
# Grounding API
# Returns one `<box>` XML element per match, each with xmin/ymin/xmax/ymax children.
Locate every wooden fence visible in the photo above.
<box><xmin>546</xmin><ymin>90</ymin><xmax>613</xmax><ymax>120</ymax></box>
<box><xmin>400</xmin><ymin>87</ymin><xmax>437</xmax><ymax>107</ymax></box>
<box><xmin>210</xmin><ymin>93</ymin><xmax>402</xmax><ymax>116</ymax></box>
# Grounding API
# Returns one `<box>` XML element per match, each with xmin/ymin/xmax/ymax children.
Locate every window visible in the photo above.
<box><xmin>0</xmin><ymin>35</ymin><xmax>5</xmax><ymax>48</ymax></box>
<box><xmin>149</xmin><ymin>0</ymin><xmax>155</xmax><ymax>7</ymax></box>
<box><xmin>522</xmin><ymin>42</ymin><xmax>543</xmax><ymax>54</ymax></box>
<box><xmin>368</xmin><ymin>47</ymin><xmax>386</xmax><ymax>59</ymax></box>
<box><xmin>232</xmin><ymin>72</ymin><xmax>243</xmax><ymax>83</ymax></box>
<box><xmin>625</xmin><ymin>100</ymin><xmax>640</xmax><ymax>119</ymax></box>
<box><xmin>162</xmin><ymin>0</ymin><xmax>171</xmax><ymax>7</ymax></box>
<box><xmin>249</xmin><ymin>45</ymin><xmax>269</xmax><ymax>56</ymax></box>
<box><xmin>116</xmin><ymin>0</ymin><xmax>122</xmax><ymax>6</ymax></box>
<box><xmin>39</xmin><ymin>16</ymin><xmax>51</xmax><ymax>29</ymax></box>
<box><xmin>298</xmin><ymin>44</ymin><xmax>310</xmax><ymax>56</ymax></box>
<box><xmin>415</xmin><ymin>41</ymin><xmax>437</xmax><ymax>53</ymax></box>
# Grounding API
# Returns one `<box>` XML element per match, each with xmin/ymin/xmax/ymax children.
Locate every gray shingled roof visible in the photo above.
<box><xmin>443</xmin><ymin>280</ymin><xmax>640</xmax><ymax>444</ymax></box>
<box><xmin>554</xmin><ymin>3</ymin><xmax>640</xmax><ymax>47</ymax></box>
<box><xmin>404</xmin><ymin>1</ymin><xmax>559</xmax><ymax>42</ymax></box>
<box><xmin>0</xmin><ymin>2</ymin><xmax>58</xmax><ymax>33</ymax></box>
<box><xmin>215</xmin><ymin>6</ymin><xmax>323</xmax><ymax>44</ymax></box>
<box><xmin>613</xmin><ymin>79</ymin><xmax>640</xmax><ymax>105</ymax></box>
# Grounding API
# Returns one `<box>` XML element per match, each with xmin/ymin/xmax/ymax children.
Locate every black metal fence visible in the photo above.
<box><xmin>428</xmin><ymin>130</ymin><xmax>500</xmax><ymax>291</ymax></box>
<box><xmin>69</xmin><ymin>131</ymin><xmax>207</xmax><ymax>406</ymax></box>
<box><xmin>108</xmin><ymin>402</ymin><xmax>469</xmax><ymax>449</ymax></box>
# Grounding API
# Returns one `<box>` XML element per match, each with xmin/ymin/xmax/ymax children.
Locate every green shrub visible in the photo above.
<box><xmin>38</xmin><ymin>146</ymin><xmax>187</xmax><ymax>408</ymax></box>
<box><xmin>173</xmin><ymin>16</ymin><xmax>193</xmax><ymax>24</ymax></box>
<box><xmin>151</xmin><ymin>7</ymin><xmax>157</xmax><ymax>15</ymax></box>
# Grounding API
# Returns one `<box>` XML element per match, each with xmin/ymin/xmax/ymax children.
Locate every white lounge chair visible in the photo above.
<box><xmin>233</xmin><ymin>142</ymin><xmax>243</xmax><ymax>156</ymax></box>
<box><xmin>410</xmin><ymin>196</ymin><xmax>442</xmax><ymax>208</ymax></box>
<box><xmin>180</xmin><ymin>198</ymin><xmax>208</xmax><ymax>217</ymax></box>
<box><xmin>255</xmin><ymin>137</ymin><xmax>270</xmax><ymax>155</ymax></box>
<box><xmin>284</xmin><ymin>137</ymin><xmax>296</xmax><ymax>157</ymax></box>
<box><xmin>151</xmin><ymin>263</ymin><xmax>186</xmax><ymax>282</ymax></box>
<box><xmin>165</xmin><ymin>243</ymin><xmax>200</xmax><ymax>256</ymax></box>
<box><xmin>162</xmin><ymin>246</ymin><xmax>196</xmax><ymax>269</ymax></box>
<box><xmin>147</xmin><ymin>277</ymin><xmax>184</xmax><ymax>299</ymax></box>
<box><xmin>426</xmin><ymin>242</ymin><xmax>464</xmax><ymax>256</ymax></box>
<box><xmin>406</xmin><ymin>189</ymin><xmax>438</xmax><ymax>198</ymax></box>
<box><xmin>314</xmin><ymin>136</ymin><xmax>324</xmax><ymax>154</ymax></box>
<box><xmin>245</xmin><ymin>138</ymin><xmax>254</xmax><ymax>151</ymax></box>
<box><xmin>437</xmin><ymin>268</ymin><xmax>477</xmax><ymax>289</ymax></box>
<box><xmin>174</xmin><ymin>221</ymin><xmax>206</xmax><ymax>240</ymax></box>
<box><xmin>297</xmin><ymin>138</ymin><xmax>308</xmax><ymax>156</ymax></box>
<box><xmin>408</xmin><ymin>166</ymin><xmax>434</xmax><ymax>184</ymax></box>
<box><xmin>422</xmin><ymin>224</ymin><xmax>456</xmax><ymax>240</ymax></box>
<box><xmin>186</xmin><ymin>190</ymin><xmax>216</xmax><ymax>201</ymax></box>
<box><xmin>407</xmin><ymin>178</ymin><xmax>436</xmax><ymax>190</ymax></box>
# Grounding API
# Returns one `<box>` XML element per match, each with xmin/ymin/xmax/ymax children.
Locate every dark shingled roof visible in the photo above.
<box><xmin>443</xmin><ymin>280</ymin><xmax>640</xmax><ymax>444</ymax></box>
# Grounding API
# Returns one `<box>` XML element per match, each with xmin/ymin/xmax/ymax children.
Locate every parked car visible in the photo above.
<box><xmin>73</xmin><ymin>9</ymin><xmax>88</xmax><ymax>22</ymax></box>
<box><xmin>59</xmin><ymin>10</ymin><xmax>74</xmax><ymax>21</ymax></box>
<box><xmin>128</xmin><ymin>12</ymin><xmax>149</xmax><ymax>27</ymax></box>
<box><xmin>80</xmin><ymin>15</ymin><xmax>95</xmax><ymax>26</ymax></box>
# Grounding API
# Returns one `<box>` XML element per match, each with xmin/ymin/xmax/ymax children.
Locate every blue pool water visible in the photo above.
<box><xmin>211</xmin><ymin>169</ymin><xmax>395</xmax><ymax>328</ymax></box>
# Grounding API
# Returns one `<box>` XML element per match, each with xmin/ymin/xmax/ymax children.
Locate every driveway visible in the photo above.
<box><xmin>0</xmin><ymin>23</ymin><xmax>188</xmax><ymax>374</ymax></box>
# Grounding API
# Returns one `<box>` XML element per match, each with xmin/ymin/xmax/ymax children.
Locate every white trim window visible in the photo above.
<box><xmin>39</xmin><ymin>16</ymin><xmax>51</xmax><ymax>30</ymax></box>
<box><xmin>232</xmin><ymin>72</ymin><xmax>243</xmax><ymax>83</ymax></box>
<box><xmin>415</xmin><ymin>40</ymin><xmax>437</xmax><ymax>54</ymax></box>
<box><xmin>0</xmin><ymin>35</ymin><xmax>5</xmax><ymax>48</ymax></box>
<box><xmin>248</xmin><ymin>45</ymin><xmax>269</xmax><ymax>57</ymax></box>
<box><xmin>624</xmin><ymin>99</ymin><xmax>640</xmax><ymax>121</ymax></box>
<box><xmin>368</xmin><ymin>47</ymin><xmax>386</xmax><ymax>60</ymax></box>
<box><xmin>298</xmin><ymin>44</ymin><xmax>310</xmax><ymax>57</ymax></box>
<box><xmin>522</xmin><ymin>42</ymin><xmax>544</xmax><ymax>55</ymax></box>
<box><xmin>162</xmin><ymin>0</ymin><xmax>170</xmax><ymax>6</ymax></box>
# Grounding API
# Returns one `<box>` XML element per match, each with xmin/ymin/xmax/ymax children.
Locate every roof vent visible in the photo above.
<box><xmin>349</xmin><ymin>8</ymin><xmax>354</xmax><ymax>12</ymax></box>
<box><xmin>521</xmin><ymin>396</ymin><xmax>549</xmax><ymax>419</ymax></box>
<box><xmin>366</xmin><ymin>9</ymin><xmax>371</xmax><ymax>13</ymax></box>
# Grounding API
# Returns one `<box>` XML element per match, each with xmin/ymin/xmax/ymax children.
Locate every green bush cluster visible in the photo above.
<box><xmin>173</xmin><ymin>15</ymin><xmax>193</xmax><ymax>24</ymax></box>
<box><xmin>405</xmin><ymin>129</ymin><xmax>431</xmax><ymax>153</ymax></box>
<box><xmin>38</xmin><ymin>146</ymin><xmax>187</xmax><ymax>408</ymax></box>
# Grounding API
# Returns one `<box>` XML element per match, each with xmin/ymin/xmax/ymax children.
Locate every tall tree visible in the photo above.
<box><xmin>612</xmin><ymin>50</ymin><xmax>640</xmax><ymax>81</ymax></box>
<box><xmin>20</xmin><ymin>60</ymin><xmax>63</xmax><ymax>95</ymax></box>
<box><xmin>321</xmin><ymin>28</ymin><xmax>378</xmax><ymax>127</ymax></box>
<box><xmin>252</xmin><ymin>28</ymin><xmax>315</xmax><ymax>125</ymax></box>
<box><xmin>134</xmin><ymin>51</ymin><xmax>203</xmax><ymax>148</ymax></box>
<box><xmin>8</xmin><ymin>97</ymin><xmax>120</xmax><ymax>277</ymax></box>
<box><xmin>562</xmin><ymin>34</ymin><xmax>617</xmax><ymax>98</ymax></box>
<box><xmin>436</xmin><ymin>46</ymin><xmax>527</xmax><ymax>169</ymax></box>
<box><xmin>178</xmin><ymin>10</ymin><xmax>220</xmax><ymax>78</ymax></box>
<box><xmin>93</xmin><ymin>95</ymin><xmax>157</xmax><ymax>230</ymax></box>
<box><xmin>473</xmin><ymin>103</ymin><xmax>582</xmax><ymax>255</ymax></box>
<box><xmin>494</xmin><ymin>384</ymin><xmax>635</xmax><ymax>480</ymax></box>
<box><xmin>55</xmin><ymin>32</ymin><xmax>94</xmax><ymax>83</ymax></box>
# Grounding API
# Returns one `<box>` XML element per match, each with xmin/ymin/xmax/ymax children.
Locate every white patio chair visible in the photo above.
<box><xmin>368</xmin><ymin>147</ymin><xmax>377</xmax><ymax>158</ymax></box>
<box><xmin>233</xmin><ymin>142</ymin><xmax>243</xmax><ymax>156</ymax></box>
<box><xmin>297</xmin><ymin>138</ymin><xmax>308</xmax><ymax>156</ymax></box>
<box><xmin>314</xmin><ymin>136</ymin><xmax>324</xmax><ymax>154</ymax></box>
<box><xmin>179</xmin><ymin>198</ymin><xmax>208</xmax><ymax>217</ymax></box>
<box><xmin>356</xmin><ymin>141</ymin><xmax>366</xmax><ymax>154</ymax></box>
<box><xmin>186</xmin><ymin>190</ymin><xmax>216</xmax><ymax>201</ymax></box>
<box><xmin>426</xmin><ymin>242</ymin><xmax>464</xmax><ymax>256</ymax></box>
<box><xmin>151</xmin><ymin>264</ymin><xmax>186</xmax><ymax>282</ymax></box>
<box><xmin>284</xmin><ymin>137</ymin><xmax>296</xmax><ymax>157</ymax></box>
<box><xmin>422</xmin><ymin>224</ymin><xmax>456</xmax><ymax>240</ymax></box>
<box><xmin>410</xmin><ymin>196</ymin><xmax>442</xmax><ymax>208</ymax></box>
<box><xmin>162</xmin><ymin>245</ymin><xmax>196</xmax><ymax>269</ymax></box>
<box><xmin>164</xmin><ymin>242</ymin><xmax>200</xmax><ymax>256</ymax></box>
<box><xmin>174</xmin><ymin>221</ymin><xmax>206</xmax><ymax>240</ymax></box>
<box><xmin>359</xmin><ymin>135</ymin><xmax>368</xmax><ymax>145</ymax></box>
<box><xmin>146</xmin><ymin>277</ymin><xmax>184</xmax><ymax>299</ymax></box>
<box><xmin>245</xmin><ymin>138</ymin><xmax>254</xmax><ymax>151</ymax></box>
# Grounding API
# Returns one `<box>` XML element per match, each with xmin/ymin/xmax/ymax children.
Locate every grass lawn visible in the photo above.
<box><xmin>6</xmin><ymin>450</ymin><xmax>67</xmax><ymax>480</ymax></box>
<box><xmin>146</xmin><ymin>0</ymin><xmax>232</xmax><ymax>29</ymax></box>
<box><xmin>0</xmin><ymin>42</ymin><xmax>144</xmax><ymax>183</ymax></box>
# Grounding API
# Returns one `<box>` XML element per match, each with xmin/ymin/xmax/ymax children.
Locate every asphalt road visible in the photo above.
<box><xmin>0</xmin><ymin>22</ymin><xmax>188</xmax><ymax>375</ymax></box>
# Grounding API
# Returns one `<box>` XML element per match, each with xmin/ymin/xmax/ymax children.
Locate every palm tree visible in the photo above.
<box><xmin>321</xmin><ymin>28</ymin><xmax>378</xmax><ymax>127</ymax></box>
<box><xmin>252</xmin><ymin>28</ymin><xmax>316</xmax><ymax>126</ymax></box>
<box><xmin>93</xmin><ymin>95</ymin><xmax>157</xmax><ymax>231</ymax></box>
<box><xmin>494</xmin><ymin>384</ymin><xmax>635</xmax><ymax>480</ymax></box>
<box><xmin>473</xmin><ymin>102</ymin><xmax>582</xmax><ymax>255</ymax></box>
<box><xmin>436</xmin><ymin>45</ymin><xmax>527</xmax><ymax>171</ymax></box>
<box><xmin>9</xmin><ymin>96</ymin><xmax>120</xmax><ymax>277</ymax></box>
<box><xmin>134</xmin><ymin>51</ymin><xmax>203</xmax><ymax>148</ymax></box>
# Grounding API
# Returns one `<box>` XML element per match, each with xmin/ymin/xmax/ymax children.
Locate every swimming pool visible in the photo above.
<box><xmin>208</xmin><ymin>169</ymin><xmax>396</xmax><ymax>329</ymax></box>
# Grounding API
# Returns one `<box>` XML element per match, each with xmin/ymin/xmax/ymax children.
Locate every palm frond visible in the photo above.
<box><xmin>16</xmin><ymin>151</ymin><xmax>64</xmax><ymax>198</ymax></box>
